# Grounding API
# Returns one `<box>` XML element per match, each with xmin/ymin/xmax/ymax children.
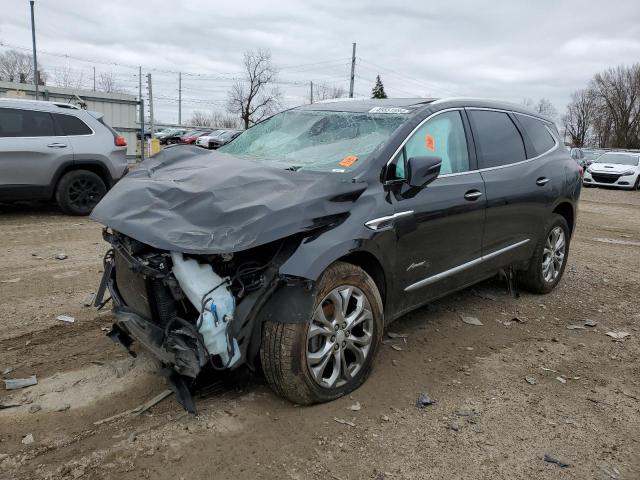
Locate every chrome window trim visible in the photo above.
<box><xmin>385</xmin><ymin>106</ymin><xmax>559</xmax><ymax>179</ymax></box>
<box><xmin>404</xmin><ymin>238</ymin><xmax>530</xmax><ymax>292</ymax></box>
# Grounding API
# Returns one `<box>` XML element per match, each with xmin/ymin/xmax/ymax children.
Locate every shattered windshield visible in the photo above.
<box><xmin>219</xmin><ymin>109</ymin><xmax>409</xmax><ymax>171</ymax></box>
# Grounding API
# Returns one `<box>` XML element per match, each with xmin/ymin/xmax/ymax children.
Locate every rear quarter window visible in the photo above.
<box><xmin>53</xmin><ymin>113</ymin><xmax>93</xmax><ymax>135</ymax></box>
<box><xmin>515</xmin><ymin>114</ymin><xmax>556</xmax><ymax>157</ymax></box>
<box><xmin>467</xmin><ymin>110</ymin><xmax>526</xmax><ymax>168</ymax></box>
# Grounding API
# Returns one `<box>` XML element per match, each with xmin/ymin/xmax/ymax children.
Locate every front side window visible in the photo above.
<box><xmin>53</xmin><ymin>113</ymin><xmax>92</xmax><ymax>136</ymax></box>
<box><xmin>220</xmin><ymin>110</ymin><xmax>409</xmax><ymax>172</ymax></box>
<box><xmin>468</xmin><ymin>110</ymin><xmax>526</xmax><ymax>168</ymax></box>
<box><xmin>0</xmin><ymin>108</ymin><xmax>55</xmax><ymax>137</ymax></box>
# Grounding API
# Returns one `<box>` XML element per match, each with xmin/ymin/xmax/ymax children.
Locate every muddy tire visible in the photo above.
<box><xmin>260</xmin><ymin>262</ymin><xmax>383</xmax><ymax>405</ymax></box>
<box><xmin>55</xmin><ymin>169</ymin><xmax>107</xmax><ymax>216</ymax></box>
<box><xmin>518</xmin><ymin>214</ymin><xmax>570</xmax><ymax>294</ymax></box>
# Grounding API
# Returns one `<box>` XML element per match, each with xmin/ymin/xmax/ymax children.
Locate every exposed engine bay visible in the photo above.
<box><xmin>95</xmin><ymin>229</ymin><xmax>314</xmax><ymax>413</ymax></box>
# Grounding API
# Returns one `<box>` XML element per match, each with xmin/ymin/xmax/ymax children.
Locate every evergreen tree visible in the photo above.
<box><xmin>371</xmin><ymin>75</ymin><xmax>387</xmax><ymax>99</ymax></box>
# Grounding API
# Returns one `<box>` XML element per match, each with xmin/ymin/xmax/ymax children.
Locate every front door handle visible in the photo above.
<box><xmin>47</xmin><ymin>143</ymin><xmax>68</xmax><ymax>148</ymax></box>
<box><xmin>464</xmin><ymin>190</ymin><xmax>483</xmax><ymax>201</ymax></box>
<box><xmin>536</xmin><ymin>177</ymin><xmax>550</xmax><ymax>186</ymax></box>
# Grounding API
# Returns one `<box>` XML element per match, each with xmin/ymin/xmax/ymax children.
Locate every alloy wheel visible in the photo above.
<box><xmin>306</xmin><ymin>285</ymin><xmax>374</xmax><ymax>389</ymax></box>
<box><xmin>68</xmin><ymin>176</ymin><xmax>102</xmax><ymax>211</ymax></box>
<box><xmin>542</xmin><ymin>226</ymin><xmax>565</xmax><ymax>283</ymax></box>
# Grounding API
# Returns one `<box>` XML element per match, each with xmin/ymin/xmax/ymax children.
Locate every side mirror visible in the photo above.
<box><xmin>406</xmin><ymin>156</ymin><xmax>442</xmax><ymax>188</ymax></box>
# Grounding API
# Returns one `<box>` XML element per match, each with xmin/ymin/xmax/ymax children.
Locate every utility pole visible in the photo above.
<box><xmin>147</xmin><ymin>73</ymin><xmax>154</xmax><ymax>137</ymax></box>
<box><xmin>138</xmin><ymin>66</ymin><xmax>145</xmax><ymax>162</ymax></box>
<box><xmin>29</xmin><ymin>1</ymin><xmax>38</xmax><ymax>99</ymax></box>
<box><xmin>178</xmin><ymin>72</ymin><xmax>182</xmax><ymax>125</ymax></box>
<box><xmin>310</xmin><ymin>81</ymin><xmax>314</xmax><ymax>104</ymax></box>
<box><xmin>93</xmin><ymin>66</ymin><xmax>96</xmax><ymax>91</ymax></box>
<box><xmin>349</xmin><ymin>42</ymin><xmax>356</xmax><ymax>98</ymax></box>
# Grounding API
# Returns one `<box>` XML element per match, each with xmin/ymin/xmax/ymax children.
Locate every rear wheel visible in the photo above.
<box><xmin>518</xmin><ymin>214</ymin><xmax>570</xmax><ymax>294</ymax></box>
<box><xmin>261</xmin><ymin>262</ymin><xmax>383</xmax><ymax>405</ymax></box>
<box><xmin>55</xmin><ymin>169</ymin><xmax>106</xmax><ymax>216</ymax></box>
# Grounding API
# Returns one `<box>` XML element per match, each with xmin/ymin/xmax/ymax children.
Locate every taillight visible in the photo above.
<box><xmin>115</xmin><ymin>136</ymin><xmax>127</xmax><ymax>147</ymax></box>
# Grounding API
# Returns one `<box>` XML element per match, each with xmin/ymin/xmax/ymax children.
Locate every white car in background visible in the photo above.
<box><xmin>195</xmin><ymin>130</ymin><xmax>223</xmax><ymax>148</ymax></box>
<box><xmin>583</xmin><ymin>151</ymin><xmax>640</xmax><ymax>190</ymax></box>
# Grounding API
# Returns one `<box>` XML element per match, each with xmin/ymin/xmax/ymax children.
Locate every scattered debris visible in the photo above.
<box><xmin>416</xmin><ymin>392</ymin><xmax>436</xmax><ymax>408</ymax></box>
<box><xmin>55</xmin><ymin>403</ymin><xmax>71</xmax><ymax>412</ymax></box>
<box><xmin>460</xmin><ymin>315</ymin><xmax>483</xmax><ymax>326</ymax></box>
<box><xmin>473</xmin><ymin>291</ymin><xmax>498</xmax><ymax>301</ymax></box>
<box><xmin>381</xmin><ymin>415</ymin><xmax>390</xmax><ymax>422</ymax></box>
<box><xmin>0</xmin><ymin>402</ymin><xmax>21</xmax><ymax>410</ymax></box>
<box><xmin>391</xmin><ymin>360</ymin><xmax>399</xmax><ymax>367</ymax></box>
<box><xmin>541</xmin><ymin>367</ymin><xmax>557</xmax><ymax>373</ymax></box>
<box><xmin>28</xmin><ymin>404</ymin><xmax>41</xmax><ymax>414</ymax></box>
<box><xmin>387</xmin><ymin>332</ymin><xmax>408</xmax><ymax>339</ymax></box>
<box><xmin>0</xmin><ymin>278</ymin><xmax>20</xmax><ymax>283</ymax></box>
<box><xmin>93</xmin><ymin>389</ymin><xmax>173</xmax><ymax>425</ymax></box>
<box><xmin>4</xmin><ymin>376</ymin><xmax>37</xmax><ymax>390</ymax></box>
<box><xmin>83</xmin><ymin>293</ymin><xmax>96</xmax><ymax>307</ymax></box>
<box><xmin>584</xmin><ymin>319</ymin><xmax>598</xmax><ymax>327</ymax></box>
<box><xmin>333</xmin><ymin>417</ymin><xmax>356</xmax><ymax>427</ymax></box>
<box><xmin>55</xmin><ymin>253</ymin><xmax>68</xmax><ymax>260</ymax></box>
<box><xmin>448</xmin><ymin>422</ymin><xmax>460</xmax><ymax>431</ymax></box>
<box><xmin>21</xmin><ymin>433</ymin><xmax>34</xmax><ymax>445</ymax></box>
<box><xmin>511</xmin><ymin>316</ymin><xmax>525</xmax><ymax>323</ymax></box>
<box><xmin>56</xmin><ymin>315</ymin><xmax>75</xmax><ymax>324</ymax></box>
<box><xmin>347</xmin><ymin>402</ymin><xmax>361</xmax><ymax>411</ymax></box>
<box><xmin>605</xmin><ymin>331</ymin><xmax>630</xmax><ymax>340</ymax></box>
<box><xmin>2</xmin><ymin>367</ymin><xmax>14</xmax><ymax>375</ymax></box>
<box><xmin>390</xmin><ymin>345</ymin><xmax>403</xmax><ymax>351</ymax></box>
<box><xmin>567</xmin><ymin>324</ymin><xmax>586</xmax><ymax>330</ymax></box>
<box><xmin>556</xmin><ymin>376</ymin><xmax>567</xmax><ymax>384</ymax></box>
<box><xmin>544</xmin><ymin>454</ymin><xmax>570</xmax><ymax>468</ymax></box>
<box><xmin>525</xmin><ymin>376</ymin><xmax>537</xmax><ymax>385</ymax></box>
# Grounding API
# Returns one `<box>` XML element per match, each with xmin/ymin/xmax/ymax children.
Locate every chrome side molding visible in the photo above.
<box><xmin>404</xmin><ymin>238</ymin><xmax>530</xmax><ymax>292</ymax></box>
<box><xmin>365</xmin><ymin>211</ymin><xmax>414</xmax><ymax>231</ymax></box>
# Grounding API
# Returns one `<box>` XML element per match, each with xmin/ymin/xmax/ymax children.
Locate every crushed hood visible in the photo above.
<box><xmin>91</xmin><ymin>146</ymin><xmax>365</xmax><ymax>254</ymax></box>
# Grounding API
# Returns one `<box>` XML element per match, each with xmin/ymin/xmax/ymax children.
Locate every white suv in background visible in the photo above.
<box><xmin>583</xmin><ymin>151</ymin><xmax>640</xmax><ymax>190</ymax></box>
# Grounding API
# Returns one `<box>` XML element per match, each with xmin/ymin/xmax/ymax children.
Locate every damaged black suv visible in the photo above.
<box><xmin>92</xmin><ymin>98</ymin><xmax>580</xmax><ymax>411</ymax></box>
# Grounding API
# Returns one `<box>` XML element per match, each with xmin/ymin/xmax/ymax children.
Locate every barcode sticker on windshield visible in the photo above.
<box><xmin>368</xmin><ymin>107</ymin><xmax>410</xmax><ymax>114</ymax></box>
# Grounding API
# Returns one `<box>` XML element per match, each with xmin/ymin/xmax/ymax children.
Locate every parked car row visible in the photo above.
<box><xmin>582</xmin><ymin>151</ymin><xmax>640</xmax><ymax>190</ymax></box>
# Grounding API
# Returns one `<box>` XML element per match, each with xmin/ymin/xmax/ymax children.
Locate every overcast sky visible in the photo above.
<box><xmin>1</xmin><ymin>0</ymin><xmax>639</xmax><ymax>124</ymax></box>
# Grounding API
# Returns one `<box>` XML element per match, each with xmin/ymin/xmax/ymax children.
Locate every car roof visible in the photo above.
<box><xmin>292</xmin><ymin>97</ymin><xmax>555</xmax><ymax>123</ymax></box>
<box><xmin>0</xmin><ymin>97</ymin><xmax>84</xmax><ymax>112</ymax></box>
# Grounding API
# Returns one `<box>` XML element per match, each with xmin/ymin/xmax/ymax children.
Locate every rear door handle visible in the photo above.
<box><xmin>47</xmin><ymin>143</ymin><xmax>67</xmax><ymax>148</ymax></box>
<box><xmin>464</xmin><ymin>190</ymin><xmax>483</xmax><ymax>201</ymax></box>
<box><xmin>536</xmin><ymin>177</ymin><xmax>550</xmax><ymax>186</ymax></box>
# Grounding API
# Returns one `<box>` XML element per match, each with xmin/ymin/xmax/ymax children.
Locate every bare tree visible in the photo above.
<box><xmin>535</xmin><ymin>98</ymin><xmax>558</xmax><ymax>119</ymax></box>
<box><xmin>0</xmin><ymin>49</ymin><xmax>39</xmax><ymax>83</ymax></box>
<box><xmin>226</xmin><ymin>49</ymin><xmax>281</xmax><ymax>129</ymax></box>
<box><xmin>189</xmin><ymin>110</ymin><xmax>241</xmax><ymax>129</ymax></box>
<box><xmin>53</xmin><ymin>65</ymin><xmax>84</xmax><ymax>89</ymax></box>
<box><xmin>592</xmin><ymin>64</ymin><xmax>640</xmax><ymax>148</ymax></box>
<box><xmin>313</xmin><ymin>83</ymin><xmax>347</xmax><ymax>102</ymax></box>
<box><xmin>562</xmin><ymin>88</ymin><xmax>597</xmax><ymax>147</ymax></box>
<box><xmin>96</xmin><ymin>72</ymin><xmax>121</xmax><ymax>93</ymax></box>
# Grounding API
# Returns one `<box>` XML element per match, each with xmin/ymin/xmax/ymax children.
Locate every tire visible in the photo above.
<box><xmin>634</xmin><ymin>176</ymin><xmax>640</xmax><ymax>190</ymax></box>
<box><xmin>261</xmin><ymin>261</ymin><xmax>383</xmax><ymax>405</ymax></box>
<box><xmin>518</xmin><ymin>214</ymin><xmax>570</xmax><ymax>294</ymax></box>
<box><xmin>55</xmin><ymin>169</ymin><xmax>107</xmax><ymax>216</ymax></box>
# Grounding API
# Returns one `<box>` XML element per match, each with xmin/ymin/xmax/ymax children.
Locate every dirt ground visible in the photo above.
<box><xmin>1</xmin><ymin>187</ymin><xmax>639</xmax><ymax>480</ymax></box>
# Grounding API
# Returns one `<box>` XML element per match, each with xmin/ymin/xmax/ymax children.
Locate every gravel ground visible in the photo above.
<box><xmin>0</xmin><ymin>187</ymin><xmax>639</xmax><ymax>480</ymax></box>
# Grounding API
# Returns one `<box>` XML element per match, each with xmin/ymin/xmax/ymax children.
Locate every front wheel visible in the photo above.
<box><xmin>518</xmin><ymin>214</ymin><xmax>570</xmax><ymax>294</ymax></box>
<box><xmin>261</xmin><ymin>262</ymin><xmax>383</xmax><ymax>405</ymax></box>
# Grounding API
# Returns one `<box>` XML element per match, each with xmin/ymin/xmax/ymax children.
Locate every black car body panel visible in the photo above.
<box><xmin>92</xmin><ymin>98</ymin><xmax>581</xmax><ymax>410</ymax></box>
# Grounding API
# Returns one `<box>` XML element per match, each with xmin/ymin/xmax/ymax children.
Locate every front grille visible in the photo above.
<box><xmin>591</xmin><ymin>173</ymin><xmax>620</xmax><ymax>184</ymax></box>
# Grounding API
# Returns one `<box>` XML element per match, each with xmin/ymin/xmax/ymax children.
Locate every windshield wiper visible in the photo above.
<box><xmin>285</xmin><ymin>165</ymin><xmax>303</xmax><ymax>171</ymax></box>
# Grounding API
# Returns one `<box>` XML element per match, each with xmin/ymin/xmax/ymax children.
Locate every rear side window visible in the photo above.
<box><xmin>53</xmin><ymin>113</ymin><xmax>93</xmax><ymax>135</ymax></box>
<box><xmin>0</xmin><ymin>108</ymin><xmax>55</xmax><ymax>137</ymax></box>
<box><xmin>468</xmin><ymin>110</ymin><xmax>526</xmax><ymax>168</ymax></box>
<box><xmin>516</xmin><ymin>114</ymin><xmax>555</xmax><ymax>157</ymax></box>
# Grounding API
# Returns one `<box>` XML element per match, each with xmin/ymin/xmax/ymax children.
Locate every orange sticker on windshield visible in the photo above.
<box><xmin>425</xmin><ymin>135</ymin><xmax>435</xmax><ymax>152</ymax></box>
<box><xmin>339</xmin><ymin>155</ymin><xmax>359</xmax><ymax>167</ymax></box>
